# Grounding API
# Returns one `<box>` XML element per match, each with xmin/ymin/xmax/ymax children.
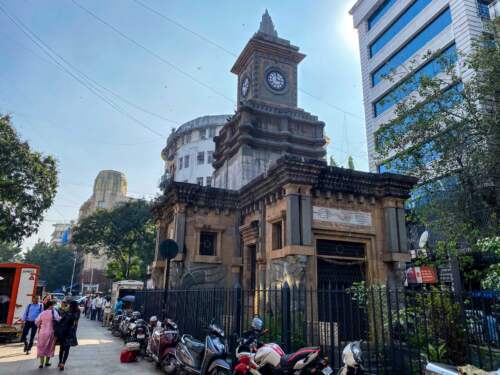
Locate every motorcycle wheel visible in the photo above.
<box><xmin>161</xmin><ymin>355</ymin><xmax>177</xmax><ymax>375</ymax></box>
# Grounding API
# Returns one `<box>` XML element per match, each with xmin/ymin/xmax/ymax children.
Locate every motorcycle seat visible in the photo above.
<box><xmin>182</xmin><ymin>335</ymin><xmax>205</xmax><ymax>353</ymax></box>
<box><xmin>279</xmin><ymin>347</ymin><xmax>319</xmax><ymax>369</ymax></box>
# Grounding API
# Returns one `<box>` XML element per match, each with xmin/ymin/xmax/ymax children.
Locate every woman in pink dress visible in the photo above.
<box><xmin>35</xmin><ymin>300</ymin><xmax>61</xmax><ymax>369</ymax></box>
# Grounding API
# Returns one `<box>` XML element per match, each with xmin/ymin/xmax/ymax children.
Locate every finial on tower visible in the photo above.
<box><xmin>258</xmin><ymin>9</ymin><xmax>278</xmax><ymax>38</ymax></box>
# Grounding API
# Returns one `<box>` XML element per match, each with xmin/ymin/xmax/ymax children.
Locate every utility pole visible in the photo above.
<box><xmin>69</xmin><ymin>248</ymin><xmax>77</xmax><ymax>296</ymax></box>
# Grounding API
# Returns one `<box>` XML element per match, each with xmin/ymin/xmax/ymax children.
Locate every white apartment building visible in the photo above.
<box><xmin>161</xmin><ymin>115</ymin><xmax>229</xmax><ymax>186</ymax></box>
<box><xmin>350</xmin><ymin>0</ymin><xmax>496</xmax><ymax>172</ymax></box>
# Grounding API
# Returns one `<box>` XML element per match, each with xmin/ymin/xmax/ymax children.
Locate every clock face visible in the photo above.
<box><xmin>266</xmin><ymin>70</ymin><xmax>286</xmax><ymax>91</ymax></box>
<box><xmin>241</xmin><ymin>77</ymin><xmax>250</xmax><ymax>97</ymax></box>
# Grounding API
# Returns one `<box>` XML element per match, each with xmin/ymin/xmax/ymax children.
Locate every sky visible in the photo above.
<box><xmin>0</xmin><ymin>0</ymin><xmax>366</xmax><ymax>251</ymax></box>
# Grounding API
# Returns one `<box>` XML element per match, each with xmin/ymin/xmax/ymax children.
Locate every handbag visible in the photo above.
<box><xmin>52</xmin><ymin>309</ymin><xmax>65</xmax><ymax>341</ymax></box>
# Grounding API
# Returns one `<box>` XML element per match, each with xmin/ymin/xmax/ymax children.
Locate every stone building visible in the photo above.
<box><xmin>79</xmin><ymin>170</ymin><xmax>132</xmax><ymax>293</ymax></box>
<box><xmin>151</xmin><ymin>12</ymin><xmax>416</xmax><ymax>291</ymax></box>
<box><xmin>161</xmin><ymin>115</ymin><xmax>230</xmax><ymax>186</ymax></box>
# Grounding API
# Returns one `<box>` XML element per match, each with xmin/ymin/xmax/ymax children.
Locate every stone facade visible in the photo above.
<box><xmin>79</xmin><ymin>170</ymin><xmax>133</xmax><ymax>293</ymax></box>
<box><xmin>151</xmin><ymin>12</ymin><xmax>417</xmax><ymax>291</ymax></box>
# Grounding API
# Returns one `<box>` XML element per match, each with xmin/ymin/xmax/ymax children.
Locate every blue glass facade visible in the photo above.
<box><xmin>368</xmin><ymin>0</ymin><xmax>397</xmax><ymax>30</ymax></box>
<box><xmin>373</xmin><ymin>43</ymin><xmax>456</xmax><ymax>117</ymax></box>
<box><xmin>377</xmin><ymin>83</ymin><xmax>463</xmax><ymax>173</ymax></box>
<box><xmin>372</xmin><ymin>7</ymin><xmax>452</xmax><ymax>86</ymax></box>
<box><xmin>370</xmin><ymin>0</ymin><xmax>433</xmax><ymax>57</ymax></box>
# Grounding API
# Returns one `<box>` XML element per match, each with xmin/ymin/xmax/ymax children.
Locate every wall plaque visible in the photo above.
<box><xmin>313</xmin><ymin>206</ymin><xmax>372</xmax><ymax>226</ymax></box>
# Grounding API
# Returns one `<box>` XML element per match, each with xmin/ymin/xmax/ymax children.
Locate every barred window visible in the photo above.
<box><xmin>197</xmin><ymin>177</ymin><xmax>203</xmax><ymax>186</ymax></box>
<box><xmin>184</xmin><ymin>155</ymin><xmax>190</xmax><ymax>168</ymax></box>
<box><xmin>207</xmin><ymin>151</ymin><xmax>214</xmax><ymax>164</ymax></box>
<box><xmin>206</xmin><ymin>176</ymin><xmax>212</xmax><ymax>187</ymax></box>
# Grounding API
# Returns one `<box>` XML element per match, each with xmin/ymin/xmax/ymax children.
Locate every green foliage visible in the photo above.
<box><xmin>422</xmin><ymin>342</ymin><xmax>448</xmax><ymax>363</ymax></box>
<box><xmin>347</xmin><ymin>155</ymin><xmax>355</xmax><ymax>170</ymax></box>
<box><xmin>328</xmin><ymin>156</ymin><xmax>338</xmax><ymax>167</ymax></box>
<box><xmin>72</xmin><ymin>200</ymin><xmax>155</xmax><ymax>281</ymax></box>
<box><xmin>0</xmin><ymin>115</ymin><xmax>58</xmax><ymax>243</ymax></box>
<box><xmin>23</xmin><ymin>241</ymin><xmax>76</xmax><ymax>291</ymax></box>
<box><xmin>476</xmin><ymin>236</ymin><xmax>500</xmax><ymax>290</ymax></box>
<box><xmin>374</xmin><ymin>24</ymin><xmax>500</xmax><ymax>241</ymax></box>
<box><xmin>0</xmin><ymin>241</ymin><xmax>22</xmax><ymax>262</ymax></box>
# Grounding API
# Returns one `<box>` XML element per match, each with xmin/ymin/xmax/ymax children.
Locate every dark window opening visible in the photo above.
<box><xmin>199</xmin><ymin>231</ymin><xmax>217</xmax><ymax>256</ymax></box>
<box><xmin>272</xmin><ymin>221</ymin><xmax>283</xmax><ymax>250</ymax></box>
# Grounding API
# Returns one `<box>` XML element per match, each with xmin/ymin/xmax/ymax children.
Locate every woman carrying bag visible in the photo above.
<box><xmin>57</xmin><ymin>300</ymin><xmax>80</xmax><ymax>371</ymax></box>
<box><xmin>35</xmin><ymin>300</ymin><xmax>61</xmax><ymax>368</ymax></box>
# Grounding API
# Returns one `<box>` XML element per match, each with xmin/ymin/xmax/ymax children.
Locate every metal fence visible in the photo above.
<box><xmin>134</xmin><ymin>285</ymin><xmax>500</xmax><ymax>373</ymax></box>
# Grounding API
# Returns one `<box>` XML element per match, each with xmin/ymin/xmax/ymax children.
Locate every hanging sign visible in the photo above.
<box><xmin>405</xmin><ymin>266</ymin><xmax>438</xmax><ymax>284</ymax></box>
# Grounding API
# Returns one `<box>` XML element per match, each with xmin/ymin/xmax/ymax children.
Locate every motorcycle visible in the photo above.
<box><xmin>127</xmin><ymin>317</ymin><xmax>149</xmax><ymax>355</ymax></box>
<box><xmin>234</xmin><ymin>317</ymin><xmax>331</xmax><ymax>375</ymax></box>
<box><xmin>337</xmin><ymin>341</ymin><xmax>364</xmax><ymax>375</ymax></box>
<box><xmin>120</xmin><ymin>311</ymin><xmax>141</xmax><ymax>339</ymax></box>
<box><xmin>175</xmin><ymin>320</ymin><xmax>231</xmax><ymax>375</ymax></box>
<box><xmin>147</xmin><ymin>318</ymin><xmax>180</xmax><ymax>374</ymax></box>
<box><xmin>111</xmin><ymin>313</ymin><xmax>124</xmax><ymax>337</ymax></box>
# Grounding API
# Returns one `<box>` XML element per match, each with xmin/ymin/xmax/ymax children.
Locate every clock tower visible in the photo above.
<box><xmin>213</xmin><ymin>11</ymin><xmax>326</xmax><ymax>190</ymax></box>
<box><xmin>233</xmin><ymin>10</ymin><xmax>305</xmax><ymax>108</ymax></box>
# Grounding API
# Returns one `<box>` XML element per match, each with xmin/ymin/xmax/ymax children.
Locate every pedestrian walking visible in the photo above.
<box><xmin>90</xmin><ymin>295</ymin><xmax>97</xmax><ymax>321</ymax></box>
<box><xmin>35</xmin><ymin>300</ymin><xmax>61</xmax><ymax>369</ymax></box>
<box><xmin>84</xmin><ymin>295</ymin><xmax>91</xmax><ymax>319</ymax></box>
<box><xmin>20</xmin><ymin>296</ymin><xmax>43</xmax><ymax>354</ymax></box>
<box><xmin>102</xmin><ymin>297</ymin><xmax>112</xmax><ymax>327</ymax></box>
<box><xmin>95</xmin><ymin>294</ymin><xmax>104</xmax><ymax>322</ymax></box>
<box><xmin>57</xmin><ymin>300</ymin><xmax>80</xmax><ymax>371</ymax></box>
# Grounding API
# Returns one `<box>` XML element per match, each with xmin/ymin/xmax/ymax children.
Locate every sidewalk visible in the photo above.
<box><xmin>0</xmin><ymin>316</ymin><xmax>159</xmax><ymax>375</ymax></box>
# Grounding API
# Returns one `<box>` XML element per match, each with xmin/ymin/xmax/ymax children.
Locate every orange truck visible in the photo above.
<box><xmin>0</xmin><ymin>263</ymin><xmax>40</xmax><ymax>340</ymax></box>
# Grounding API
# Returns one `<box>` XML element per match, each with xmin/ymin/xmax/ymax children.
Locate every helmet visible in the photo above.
<box><xmin>149</xmin><ymin>315</ymin><xmax>158</xmax><ymax>323</ymax></box>
<box><xmin>342</xmin><ymin>341</ymin><xmax>363</xmax><ymax>367</ymax></box>
<box><xmin>250</xmin><ymin>316</ymin><xmax>263</xmax><ymax>331</ymax></box>
<box><xmin>132</xmin><ymin>311</ymin><xmax>141</xmax><ymax>319</ymax></box>
<box><xmin>164</xmin><ymin>318</ymin><xmax>178</xmax><ymax>330</ymax></box>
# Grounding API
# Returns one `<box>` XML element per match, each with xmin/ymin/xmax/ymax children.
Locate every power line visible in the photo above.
<box><xmin>130</xmin><ymin>0</ymin><xmax>365</xmax><ymax>121</ymax></box>
<box><xmin>71</xmin><ymin>0</ymin><xmax>235</xmax><ymax>105</ymax></box>
<box><xmin>132</xmin><ymin>0</ymin><xmax>238</xmax><ymax>58</ymax></box>
<box><xmin>0</xmin><ymin>3</ymin><xmax>168</xmax><ymax>139</ymax></box>
<box><xmin>1</xmin><ymin>31</ymin><xmax>180</xmax><ymax>125</ymax></box>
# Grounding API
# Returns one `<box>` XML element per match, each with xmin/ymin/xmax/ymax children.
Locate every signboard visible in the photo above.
<box><xmin>405</xmin><ymin>266</ymin><xmax>438</xmax><ymax>285</ymax></box>
<box><xmin>159</xmin><ymin>239</ymin><xmax>179</xmax><ymax>260</ymax></box>
<box><xmin>313</xmin><ymin>206</ymin><xmax>372</xmax><ymax>226</ymax></box>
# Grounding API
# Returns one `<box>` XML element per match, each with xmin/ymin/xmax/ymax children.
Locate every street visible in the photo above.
<box><xmin>0</xmin><ymin>317</ymin><xmax>158</xmax><ymax>375</ymax></box>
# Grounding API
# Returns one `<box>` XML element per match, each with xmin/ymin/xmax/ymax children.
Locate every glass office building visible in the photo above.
<box><xmin>349</xmin><ymin>0</ymin><xmax>495</xmax><ymax>173</ymax></box>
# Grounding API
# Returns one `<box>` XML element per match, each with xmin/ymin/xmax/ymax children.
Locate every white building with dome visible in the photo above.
<box><xmin>161</xmin><ymin>115</ymin><xmax>229</xmax><ymax>186</ymax></box>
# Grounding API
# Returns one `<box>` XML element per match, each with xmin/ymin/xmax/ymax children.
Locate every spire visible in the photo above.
<box><xmin>258</xmin><ymin>9</ymin><xmax>278</xmax><ymax>38</ymax></box>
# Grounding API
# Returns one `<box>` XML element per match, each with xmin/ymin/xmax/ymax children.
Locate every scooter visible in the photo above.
<box><xmin>147</xmin><ymin>318</ymin><xmax>180</xmax><ymax>374</ymax></box>
<box><xmin>234</xmin><ymin>317</ymin><xmax>331</xmax><ymax>375</ymax></box>
<box><xmin>175</xmin><ymin>320</ymin><xmax>231</xmax><ymax>375</ymax></box>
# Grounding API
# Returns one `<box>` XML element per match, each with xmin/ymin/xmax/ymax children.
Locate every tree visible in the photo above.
<box><xmin>0</xmin><ymin>115</ymin><xmax>58</xmax><ymax>244</ymax></box>
<box><xmin>71</xmin><ymin>200</ymin><xmax>155</xmax><ymax>281</ymax></box>
<box><xmin>0</xmin><ymin>242</ymin><xmax>22</xmax><ymax>262</ymax></box>
<box><xmin>375</xmin><ymin>20</ymin><xmax>500</xmax><ymax>241</ymax></box>
<box><xmin>328</xmin><ymin>156</ymin><xmax>338</xmax><ymax>167</ymax></box>
<box><xmin>23</xmin><ymin>241</ymin><xmax>75</xmax><ymax>291</ymax></box>
<box><xmin>347</xmin><ymin>156</ymin><xmax>355</xmax><ymax>170</ymax></box>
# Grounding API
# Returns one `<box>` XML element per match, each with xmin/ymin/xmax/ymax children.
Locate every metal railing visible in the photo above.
<box><xmin>134</xmin><ymin>285</ymin><xmax>500</xmax><ymax>373</ymax></box>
